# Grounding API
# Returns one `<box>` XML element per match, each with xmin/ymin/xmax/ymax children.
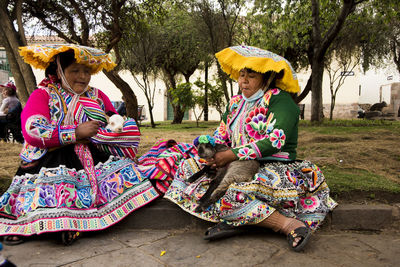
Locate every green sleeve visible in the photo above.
<box><xmin>231</xmin><ymin>90</ymin><xmax>299</xmax><ymax>160</ymax></box>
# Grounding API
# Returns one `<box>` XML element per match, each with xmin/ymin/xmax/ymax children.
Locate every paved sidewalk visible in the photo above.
<box><xmin>2</xmin><ymin>199</ymin><xmax>400</xmax><ymax>266</ymax></box>
<box><xmin>3</xmin><ymin>227</ymin><xmax>400</xmax><ymax>266</ymax></box>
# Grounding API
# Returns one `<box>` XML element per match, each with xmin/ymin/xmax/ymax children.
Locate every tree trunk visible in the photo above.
<box><xmin>295</xmin><ymin>75</ymin><xmax>312</xmax><ymax>104</ymax></box>
<box><xmin>102</xmin><ymin>70</ymin><xmax>138</xmax><ymax>120</ymax></box>
<box><xmin>146</xmin><ymin>97</ymin><xmax>156</xmax><ymax>128</ymax></box>
<box><xmin>0</xmin><ymin>7</ymin><xmax>37</xmax><ymax>104</ymax></box>
<box><xmin>330</xmin><ymin>95</ymin><xmax>336</xmax><ymax>120</ymax></box>
<box><xmin>311</xmin><ymin>58</ymin><xmax>324</xmax><ymax>122</ymax></box>
<box><xmin>172</xmin><ymin>105</ymin><xmax>185</xmax><ymax>124</ymax></box>
<box><xmin>204</xmin><ymin>61</ymin><xmax>209</xmax><ymax>121</ymax></box>
<box><xmin>216</xmin><ymin>62</ymin><xmax>230</xmax><ymax>103</ymax></box>
<box><xmin>309</xmin><ymin>0</ymin><xmax>358</xmax><ymax>122</ymax></box>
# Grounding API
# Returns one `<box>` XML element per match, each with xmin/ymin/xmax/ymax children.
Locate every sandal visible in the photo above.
<box><xmin>3</xmin><ymin>235</ymin><xmax>25</xmax><ymax>246</ymax></box>
<box><xmin>286</xmin><ymin>224</ymin><xmax>311</xmax><ymax>252</ymax></box>
<box><xmin>204</xmin><ymin>222</ymin><xmax>250</xmax><ymax>241</ymax></box>
<box><xmin>61</xmin><ymin>231</ymin><xmax>81</xmax><ymax>246</ymax></box>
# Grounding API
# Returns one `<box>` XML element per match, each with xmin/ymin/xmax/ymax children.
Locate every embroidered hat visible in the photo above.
<box><xmin>215</xmin><ymin>45</ymin><xmax>300</xmax><ymax>93</ymax></box>
<box><xmin>0</xmin><ymin>80</ymin><xmax>17</xmax><ymax>92</ymax></box>
<box><xmin>19</xmin><ymin>44</ymin><xmax>116</xmax><ymax>74</ymax></box>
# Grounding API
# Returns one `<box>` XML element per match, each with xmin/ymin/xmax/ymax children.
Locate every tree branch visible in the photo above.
<box><xmin>318</xmin><ymin>0</ymin><xmax>358</xmax><ymax>60</ymax></box>
<box><xmin>68</xmin><ymin>0</ymin><xmax>90</xmax><ymax>44</ymax></box>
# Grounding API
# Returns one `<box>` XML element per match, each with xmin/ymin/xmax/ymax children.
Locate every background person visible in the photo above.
<box><xmin>0</xmin><ymin>81</ymin><xmax>19</xmax><ymax>116</ymax></box>
<box><xmin>0</xmin><ymin>81</ymin><xmax>20</xmax><ymax>141</ymax></box>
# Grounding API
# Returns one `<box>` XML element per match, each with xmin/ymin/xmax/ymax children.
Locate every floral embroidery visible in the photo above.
<box><xmin>262</xmin><ymin>88</ymin><xmax>280</xmax><ymax>105</ymax></box>
<box><xmin>56</xmin><ymin>183</ymin><xmax>77</xmax><ymax>208</ymax></box>
<box><xmin>245</xmin><ymin>107</ymin><xmax>269</xmax><ymax>140</ymax></box>
<box><xmin>269</xmin><ymin>129</ymin><xmax>286</xmax><ymax>149</ymax></box>
<box><xmin>0</xmin><ymin>192</ymin><xmax>10</xmax><ymax>207</ymax></box>
<box><xmin>228</xmin><ymin>95</ymin><xmax>242</xmax><ymax>114</ymax></box>
<box><xmin>237</xmin><ymin>147</ymin><xmax>257</xmax><ymax>160</ymax></box>
<box><xmin>100</xmin><ymin>175</ymin><xmax>121</xmax><ymax>202</ymax></box>
<box><xmin>215</xmin><ymin>121</ymin><xmax>229</xmax><ymax>141</ymax></box>
<box><xmin>270</xmin><ymin>88</ymin><xmax>280</xmax><ymax>95</ymax></box>
<box><xmin>120</xmin><ymin>165</ymin><xmax>141</xmax><ymax>188</ymax></box>
<box><xmin>10</xmin><ymin>196</ymin><xmax>24</xmax><ymax>216</ymax></box>
<box><xmin>59</xmin><ymin>126</ymin><xmax>76</xmax><ymax>144</ymax></box>
<box><xmin>38</xmin><ymin>185</ymin><xmax>56</xmax><ymax>207</ymax></box>
<box><xmin>300</xmin><ymin>196</ymin><xmax>320</xmax><ymax>211</ymax></box>
<box><xmin>220</xmin><ymin>198</ymin><xmax>233</xmax><ymax>211</ymax></box>
<box><xmin>23</xmin><ymin>191</ymin><xmax>35</xmax><ymax>212</ymax></box>
<box><xmin>76</xmin><ymin>187</ymin><xmax>92</xmax><ymax>208</ymax></box>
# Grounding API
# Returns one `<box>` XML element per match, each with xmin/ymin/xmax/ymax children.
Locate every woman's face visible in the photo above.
<box><xmin>238</xmin><ymin>69</ymin><xmax>264</xmax><ymax>98</ymax></box>
<box><xmin>62</xmin><ymin>62</ymin><xmax>91</xmax><ymax>94</ymax></box>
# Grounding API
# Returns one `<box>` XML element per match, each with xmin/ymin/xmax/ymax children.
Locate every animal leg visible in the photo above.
<box><xmin>187</xmin><ymin>165</ymin><xmax>210</xmax><ymax>183</ymax></box>
<box><xmin>208</xmin><ymin>177</ymin><xmax>232</xmax><ymax>205</ymax></box>
<box><xmin>195</xmin><ymin>169</ymin><xmax>226</xmax><ymax>212</ymax></box>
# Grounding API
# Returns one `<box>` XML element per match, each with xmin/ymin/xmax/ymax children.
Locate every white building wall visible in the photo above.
<box><xmin>31</xmin><ymin>59</ymin><xmax>400</xmax><ymax>121</ymax></box>
<box><xmin>31</xmin><ymin>67</ymin><xmax>222</xmax><ymax>122</ymax></box>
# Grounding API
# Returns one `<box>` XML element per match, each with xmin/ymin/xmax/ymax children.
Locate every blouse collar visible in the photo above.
<box><xmin>242</xmin><ymin>89</ymin><xmax>264</xmax><ymax>102</ymax></box>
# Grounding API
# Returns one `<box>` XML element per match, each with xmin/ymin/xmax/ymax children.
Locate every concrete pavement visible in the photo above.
<box><xmin>2</xmin><ymin>199</ymin><xmax>400</xmax><ymax>267</ymax></box>
<box><xmin>3</xmin><ymin>227</ymin><xmax>400</xmax><ymax>267</ymax></box>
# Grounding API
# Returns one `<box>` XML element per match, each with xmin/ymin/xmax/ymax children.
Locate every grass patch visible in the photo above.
<box><xmin>140</xmin><ymin>120</ymin><xmax>219</xmax><ymax>132</ymax></box>
<box><xmin>323</xmin><ymin>164</ymin><xmax>400</xmax><ymax>194</ymax></box>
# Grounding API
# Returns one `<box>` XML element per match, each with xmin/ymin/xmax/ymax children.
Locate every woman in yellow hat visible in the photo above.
<box><xmin>164</xmin><ymin>45</ymin><xmax>337</xmax><ymax>252</ymax></box>
<box><xmin>0</xmin><ymin>44</ymin><xmax>158</xmax><ymax>245</ymax></box>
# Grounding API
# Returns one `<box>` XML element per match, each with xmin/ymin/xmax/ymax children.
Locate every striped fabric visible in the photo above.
<box><xmin>137</xmin><ymin>139</ymin><xmax>197</xmax><ymax>194</ymax></box>
<box><xmin>77</xmin><ymin>97</ymin><xmax>108</xmax><ymax>124</ymax></box>
<box><xmin>91</xmin><ymin>119</ymin><xmax>141</xmax><ymax>160</ymax></box>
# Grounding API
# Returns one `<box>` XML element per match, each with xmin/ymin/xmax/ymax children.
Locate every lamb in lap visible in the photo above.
<box><xmin>188</xmin><ymin>135</ymin><xmax>260</xmax><ymax>213</ymax></box>
<box><xmin>106</xmin><ymin>114</ymin><xmax>125</xmax><ymax>133</ymax></box>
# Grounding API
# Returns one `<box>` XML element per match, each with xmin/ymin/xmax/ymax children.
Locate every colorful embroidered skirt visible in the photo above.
<box><xmin>0</xmin><ymin>145</ymin><xmax>159</xmax><ymax>236</ymax></box>
<box><xmin>165</xmin><ymin>158</ymin><xmax>337</xmax><ymax>230</ymax></box>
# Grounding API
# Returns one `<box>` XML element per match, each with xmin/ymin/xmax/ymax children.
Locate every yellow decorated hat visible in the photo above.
<box><xmin>215</xmin><ymin>45</ymin><xmax>300</xmax><ymax>93</ymax></box>
<box><xmin>19</xmin><ymin>43</ymin><xmax>116</xmax><ymax>74</ymax></box>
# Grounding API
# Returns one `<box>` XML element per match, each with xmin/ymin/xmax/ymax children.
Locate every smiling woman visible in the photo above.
<box><xmin>62</xmin><ymin>62</ymin><xmax>91</xmax><ymax>94</ymax></box>
<box><xmin>0</xmin><ymin>44</ymin><xmax>158</xmax><ymax>246</ymax></box>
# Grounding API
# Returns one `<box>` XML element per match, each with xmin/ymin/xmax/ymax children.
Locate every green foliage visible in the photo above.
<box><xmin>194</xmin><ymin>78</ymin><xmax>226</xmax><ymax>119</ymax></box>
<box><xmin>152</xmin><ymin>4</ymin><xmax>208</xmax><ymax>80</ymax></box>
<box><xmin>168</xmin><ymin>82</ymin><xmax>195</xmax><ymax>111</ymax></box>
<box><xmin>209</xmin><ymin>79</ymin><xmax>227</xmax><ymax>118</ymax></box>
<box><xmin>247</xmin><ymin>0</ymin><xmax>312</xmax><ymax>70</ymax></box>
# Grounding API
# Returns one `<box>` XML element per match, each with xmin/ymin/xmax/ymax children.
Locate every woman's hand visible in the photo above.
<box><xmin>75</xmin><ymin>120</ymin><xmax>100</xmax><ymax>141</ymax></box>
<box><xmin>207</xmin><ymin>149</ymin><xmax>238</xmax><ymax>168</ymax></box>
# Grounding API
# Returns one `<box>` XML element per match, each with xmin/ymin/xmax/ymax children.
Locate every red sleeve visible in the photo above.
<box><xmin>21</xmin><ymin>89</ymin><xmax>77</xmax><ymax>148</ymax></box>
<box><xmin>98</xmin><ymin>89</ymin><xmax>117</xmax><ymax>114</ymax></box>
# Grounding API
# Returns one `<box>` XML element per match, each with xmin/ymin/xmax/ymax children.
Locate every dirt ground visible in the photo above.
<box><xmin>0</xmin><ymin>123</ymin><xmax>399</xmax><ymax>204</ymax></box>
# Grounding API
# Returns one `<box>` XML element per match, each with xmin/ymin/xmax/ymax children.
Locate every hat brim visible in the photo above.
<box><xmin>19</xmin><ymin>44</ymin><xmax>116</xmax><ymax>75</ymax></box>
<box><xmin>215</xmin><ymin>46</ymin><xmax>300</xmax><ymax>93</ymax></box>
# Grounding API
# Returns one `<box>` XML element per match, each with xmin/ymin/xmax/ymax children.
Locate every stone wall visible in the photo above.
<box><xmin>389</xmin><ymin>83</ymin><xmax>400</xmax><ymax>116</ymax></box>
<box><xmin>301</xmin><ymin>82</ymin><xmax>400</xmax><ymax>120</ymax></box>
<box><xmin>302</xmin><ymin>103</ymin><xmax>360</xmax><ymax>120</ymax></box>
